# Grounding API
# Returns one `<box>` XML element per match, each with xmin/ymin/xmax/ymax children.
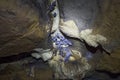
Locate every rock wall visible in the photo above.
<box><xmin>93</xmin><ymin>0</ymin><xmax>120</xmax><ymax>73</ymax></box>
<box><xmin>60</xmin><ymin>0</ymin><xmax>120</xmax><ymax>75</ymax></box>
<box><xmin>0</xmin><ymin>0</ymin><xmax>50</xmax><ymax>57</ymax></box>
<box><xmin>0</xmin><ymin>0</ymin><xmax>120</xmax><ymax>79</ymax></box>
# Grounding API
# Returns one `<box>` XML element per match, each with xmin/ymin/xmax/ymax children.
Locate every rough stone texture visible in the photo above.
<box><xmin>49</xmin><ymin>55</ymin><xmax>91</xmax><ymax>79</ymax></box>
<box><xmin>60</xmin><ymin>0</ymin><xmax>99</xmax><ymax>30</ymax></box>
<box><xmin>93</xmin><ymin>0</ymin><xmax>120</xmax><ymax>73</ymax></box>
<box><xmin>0</xmin><ymin>0</ymin><xmax>48</xmax><ymax>57</ymax></box>
<box><xmin>0</xmin><ymin>58</ymin><xmax>53</xmax><ymax>80</ymax></box>
<box><xmin>0</xmin><ymin>0</ymin><xmax>120</xmax><ymax>79</ymax></box>
<box><xmin>96</xmin><ymin>48</ymin><xmax>120</xmax><ymax>73</ymax></box>
<box><xmin>60</xmin><ymin>0</ymin><xmax>120</xmax><ymax>74</ymax></box>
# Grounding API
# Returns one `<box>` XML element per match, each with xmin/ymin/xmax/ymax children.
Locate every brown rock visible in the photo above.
<box><xmin>96</xmin><ymin>48</ymin><xmax>120</xmax><ymax>73</ymax></box>
<box><xmin>0</xmin><ymin>0</ymin><xmax>48</xmax><ymax>57</ymax></box>
<box><xmin>92</xmin><ymin>0</ymin><xmax>120</xmax><ymax>73</ymax></box>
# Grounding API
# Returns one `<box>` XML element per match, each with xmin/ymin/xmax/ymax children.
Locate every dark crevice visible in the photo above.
<box><xmin>60</xmin><ymin>31</ymin><xmax>111</xmax><ymax>56</ymax></box>
<box><xmin>82</xmin><ymin>70</ymin><xmax>120</xmax><ymax>80</ymax></box>
<box><xmin>0</xmin><ymin>51</ymin><xmax>34</xmax><ymax>64</ymax></box>
<box><xmin>95</xmin><ymin>70</ymin><xmax>120</xmax><ymax>78</ymax></box>
<box><xmin>82</xmin><ymin>40</ymin><xmax>111</xmax><ymax>55</ymax></box>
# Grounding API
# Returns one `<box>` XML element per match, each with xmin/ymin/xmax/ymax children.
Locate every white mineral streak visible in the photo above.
<box><xmin>59</xmin><ymin>19</ymin><xmax>107</xmax><ymax>47</ymax></box>
<box><xmin>32</xmin><ymin>0</ymin><xmax>61</xmax><ymax>61</ymax></box>
<box><xmin>31</xmin><ymin>48</ymin><xmax>53</xmax><ymax>61</ymax></box>
<box><xmin>60</xmin><ymin>20</ymin><xmax>80</xmax><ymax>38</ymax></box>
<box><xmin>31</xmin><ymin>53</ymin><xmax>41</xmax><ymax>59</ymax></box>
<box><xmin>51</xmin><ymin>0</ymin><xmax>62</xmax><ymax>37</ymax></box>
<box><xmin>41</xmin><ymin>51</ymin><xmax>53</xmax><ymax>61</ymax></box>
<box><xmin>79</xmin><ymin>29</ymin><xmax>93</xmax><ymax>39</ymax></box>
<box><xmin>79</xmin><ymin>29</ymin><xmax>107</xmax><ymax>47</ymax></box>
<box><xmin>48</xmin><ymin>1</ymin><xmax>91</xmax><ymax>79</ymax></box>
<box><xmin>50</xmin><ymin>0</ymin><xmax>83</xmax><ymax>60</ymax></box>
<box><xmin>96</xmin><ymin>34</ymin><xmax>107</xmax><ymax>43</ymax></box>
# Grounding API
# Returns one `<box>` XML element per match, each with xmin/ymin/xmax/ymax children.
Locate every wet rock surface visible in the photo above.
<box><xmin>0</xmin><ymin>0</ymin><xmax>120</xmax><ymax>80</ymax></box>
